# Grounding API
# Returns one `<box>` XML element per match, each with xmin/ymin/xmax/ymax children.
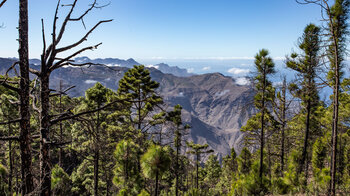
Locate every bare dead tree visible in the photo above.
<box><xmin>20</xmin><ymin>0</ymin><xmax>112</xmax><ymax>195</ymax></box>
<box><xmin>0</xmin><ymin>0</ymin><xmax>34</xmax><ymax>195</ymax></box>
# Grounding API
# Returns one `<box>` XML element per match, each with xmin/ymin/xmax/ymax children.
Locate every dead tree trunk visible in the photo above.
<box><xmin>8</xmin><ymin>113</ymin><xmax>13</xmax><ymax>196</ymax></box>
<box><xmin>29</xmin><ymin>1</ymin><xmax>112</xmax><ymax>194</ymax></box>
<box><xmin>39</xmin><ymin>73</ymin><xmax>51</xmax><ymax>196</ymax></box>
<box><xmin>18</xmin><ymin>0</ymin><xmax>33</xmax><ymax>194</ymax></box>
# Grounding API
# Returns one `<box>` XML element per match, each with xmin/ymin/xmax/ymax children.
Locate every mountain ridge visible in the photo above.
<box><xmin>0</xmin><ymin>57</ymin><xmax>255</xmax><ymax>157</ymax></box>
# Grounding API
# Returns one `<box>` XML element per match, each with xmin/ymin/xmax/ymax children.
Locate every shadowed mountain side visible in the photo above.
<box><xmin>0</xmin><ymin>58</ymin><xmax>256</xmax><ymax>157</ymax></box>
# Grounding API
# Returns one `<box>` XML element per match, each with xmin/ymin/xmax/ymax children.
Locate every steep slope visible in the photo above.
<box><xmin>0</xmin><ymin>58</ymin><xmax>255</xmax><ymax>157</ymax></box>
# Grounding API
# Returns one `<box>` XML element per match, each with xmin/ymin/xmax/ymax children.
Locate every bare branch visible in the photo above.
<box><xmin>0</xmin><ymin>136</ymin><xmax>19</xmax><ymax>141</ymax></box>
<box><xmin>29</xmin><ymin>68</ymin><xmax>40</xmax><ymax>76</ymax></box>
<box><xmin>44</xmin><ymin>0</ymin><xmax>62</xmax><ymax>63</ymax></box>
<box><xmin>69</xmin><ymin>0</ymin><xmax>97</xmax><ymax>21</ymax></box>
<box><xmin>51</xmin><ymin>42</ymin><xmax>103</xmax><ymax>71</ymax></box>
<box><xmin>55</xmin><ymin>0</ymin><xmax>78</xmax><ymax>45</ymax></box>
<box><xmin>6</xmin><ymin>61</ymin><xmax>19</xmax><ymax>76</ymax></box>
<box><xmin>55</xmin><ymin>19</ymin><xmax>112</xmax><ymax>54</ymax></box>
<box><xmin>0</xmin><ymin>0</ymin><xmax>7</xmax><ymax>8</ymax></box>
<box><xmin>0</xmin><ymin>79</ymin><xmax>18</xmax><ymax>84</ymax></box>
<box><xmin>0</xmin><ymin>82</ymin><xmax>19</xmax><ymax>92</ymax></box>
<box><xmin>49</xmin><ymin>85</ymin><xmax>76</xmax><ymax>97</ymax></box>
<box><xmin>29</xmin><ymin>93</ymin><xmax>40</xmax><ymax>113</ymax></box>
<box><xmin>0</xmin><ymin>119</ymin><xmax>21</xmax><ymax>125</ymax></box>
<box><xmin>41</xmin><ymin>19</ymin><xmax>47</xmax><ymax>61</ymax></box>
<box><xmin>50</xmin><ymin>99</ymin><xmax>122</xmax><ymax>125</ymax></box>
<box><xmin>47</xmin><ymin>140</ymin><xmax>71</xmax><ymax>146</ymax></box>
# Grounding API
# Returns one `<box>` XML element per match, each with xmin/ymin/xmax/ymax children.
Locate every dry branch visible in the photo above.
<box><xmin>0</xmin><ymin>0</ymin><xmax>7</xmax><ymax>8</ymax></box>
<box><xmin>0</xmin><ymin>135</ymin><xmax>19</xmax><ymax>141</ymax></box>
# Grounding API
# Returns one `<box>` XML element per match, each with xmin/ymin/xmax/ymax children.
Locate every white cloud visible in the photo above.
<box><xmin>227</xmin><ymin>68</ymin><xmax>250</xmax><ymax>75</ymax></box>
<box><xmin>146</xmin><ymin>65</ymin><xmax>159</xmax><ymax>69</ymax></box>
<box><xmin>85</xmin><ymin>80</ymin><xmax>97</xmax><ymax>84</ymax></box>
<box><xmin>146</xmin><ymin>57</ymin><xmax>255</xmax><ymax>60</ymax></box>
<box><xmin>178</xmin><ymin>92</ymin><xmax>185</xmax><ymax>97</ymax></box>
<box><xmin>203</xmin><ymin>57</ymin><xmax>254</xmax><ymax>60</ymax></box>
<box><xmin>150</xmin><ymin>57</ymin><xmax>167</xmax><ymax>60</ymax></box>
<box><xmin>202</xmin><ymin>66</ymin><xmax>211</xmax><ymax>71</ymax></box>
<box><xmin>144</xmin><ymin>56</ymin><xmax>285</xmax><ymax>61</ymax></box>
<box><xmin>235</xmin><ymin>77</ymin><xmax>250</xmax><ymax>85</ymax></box>
<box><xmin>273</xmin><ymin>81</ymin><xmax>283</xmax><ymax>87</ymax></box>
<box><xmin>107</xmin><ymin>64</ymin><xmax>120</xmax><ymax>67</ymax></box>
<box><xmin>187</xmin><ymin>68</ymin><xmax>195</xmax><ymax>73</ymax></box>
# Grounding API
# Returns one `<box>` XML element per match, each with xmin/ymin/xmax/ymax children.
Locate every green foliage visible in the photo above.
<box><xmin>116</xmin><ymin>65</ymin><xmax>163</xmax><ymax>134</ymax></box>
<box><xmin>184</xmin><ymin>188</ymin><xmax>200</xmax><ymax>196</ymax></box>
<box><xmin>309</xmin><ymin>168</ymin><xmax>330</xmax><ymax>195</ymax></box>
<box><xmin>186</xmin><ymin>142</ymin><xmax>214</xmax><ymax>159</ymax></box>
<box><xmin>271</xmin><ymin>177</ymin><xmax>290</xmax><ymax>195</ymax></box>
<box><xmin>282</xmin><ymin>150</ymin><xmax>305</xmax><ymax>193</ymax></box>
<box><xmin>71</xmin><ymin>159</ymin><xmax>94</xmax><ymax>196</ymax></box>
<box><xmin>51</xmin><ymin>164</ymin><xmax>72</xmax><ymax>195</ymax></box>
<box><xmin>141</xmin><ymin>144</ymin><xmax>171</xmax><ymax>196</ymax></box>
<box><xmin>203</xmin><ymin>155</ymin><xmax>221</xmax><ymax>189</ymax></box>
<box><xmin>237</xmin><ymin>147</ymin><xmax>252</xmax><ymax>175</ymax></box>
<box><xmin>114</xmin><ymin>139</ymin><xmax>142</xmax><ymax>195</ymax></box>
<box><xmin>327</xmin><ymin>0</ymin><xmax>349</xmax><ymax>85</ymax></box>
<box><xmin>85</xmin><ymin>82</ymin><xmax>109</xmax><ymax>107</ymax></box>
<box><xmin>253</xmin><ymin>49</ymin><xmax>275</xmax><ymax>109</ymax></box>
<box><xmin>312</xmin><ymin>136</ymin><xmax>328</xmax><ymax>171</ymax></box>
<box><xmin>138</xmin><ymin>189</ymin><xmax>151</xmax><ymax>196</ymax></box>
<box><xmin>0</xmin><ymin>164</ymin><xmax>8</xmax><ymax>196</ymax></box>
<box><xmin>230</xmin><ymin>160</ymin><xmax>270</xmax><ymax>196</ymax></box>
<box><xmin>217</xmin><ymin>147</ymin><xmax>238</xmax><ymax>194</ymax></box>
<box><xmin>141</xmin><ymin>144</ymin><xmax>171</xmax><ymax>180</ymax></box>
<box><xmin>286</xmin><ymin>23</ymin><xmax>320</xmax><ymax>106</ymax></box>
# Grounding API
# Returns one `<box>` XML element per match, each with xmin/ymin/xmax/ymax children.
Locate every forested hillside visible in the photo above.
<box><xmin>1</xmin><ymin>0</ymin><xmax>350</xmax><ymax>196</ymax></box>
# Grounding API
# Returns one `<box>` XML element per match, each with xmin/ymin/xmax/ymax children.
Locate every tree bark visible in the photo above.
<box><xmin>94</xmin><ymin>109</ymin><xmax>100</xmax><ymax>196</ymax></box>
<box><xmin>94</xmin><ymin>150</ymin><xmax>99</xmax><ymax>196</ymax></box>
<box><xmin>155</xmin><ymin>170</ymin><xmax>159</xmax><ymax>196</ymax></box>
<box><xmin>298</xmin><ymin>98</ymin><xmax>311</xmax><ymax>181</ymax></box>
<box><xmin>196</xmin><ymin>153</ymin><xmax>199</xmax><ymax>190</ymax></box>
<box><xmin>8</xmin><ymin>114</ymin><xmax>13</xmax><ymax>196</ymax></box>
<box><xmin>59</xmin><ymin>80</ymin><xmax>63</xmax><ymax>167</ymax></box>
<box><xmin>330</xmin><ymin>48</ymin><xmax>340</xmax><ymax>196</ymax></box>
<box><xmin>259</xmin><ymin>66</ymin><xmax>266</xmax><ymax>183</ymax></box>
<box><xmin>175</xmin><ymin>130</ymin><xmax>180</xmax><ymax>196</ymax></box>
<box><xmin>280</xmin><ymin>79</ymin><xmax>286</xmax><ymax>176</ymax></box>
<box><xmin>40</xmin><ymin>73</ymin><xmax>51</xmax><ymax>196</ymax></box>
<box><xmin>18</xmin><ymin>0</ymin><xmax>34</xmax><ymax>194</ymax></box>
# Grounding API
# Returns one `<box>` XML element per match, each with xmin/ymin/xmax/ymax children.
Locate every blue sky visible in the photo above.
<box><xmin>0</xmin><ymin>0</ymin><xmax>323</xmax><ymax>61</ymax></box>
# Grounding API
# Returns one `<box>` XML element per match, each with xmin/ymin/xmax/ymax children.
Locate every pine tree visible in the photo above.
<box><xmin>237</xmin><ymin>147</ymin><xmax>252</xmax><ymax>175</ymax></box>
<box><xmin>51</xmin><ymin>164</ymin><xmax>72</xmax><ymax>195</ymax></box>
<box><xmin>252</xmin><ymin>49</ymin><xmax>275</xmax><ymax>183</ymax></box>
<box><xmin>117</xmin><ymin>65</ymin><xmax>163</xmax><ymax>137</ymax></box>
<box><xmin>72</xmin><ymin>82</ymin><xmax>114</xmax><ymax>196</ymax></box>
<box><xmin>113</xmin><ymin>139</ymin><xmax>143</xmax><ymax>195</ymax></box>
<box><xmin>286</xmin><ymin>23</ymin><xmax>321</xmax><ymax>183</ymax></box>
<box><xmin>203</xmin><ymin>154</ymin><xmax>221</xmax><ymax>190</ymax></box>
<box><xmin>165</xmin><ymin>104</ymin><xmax>190</xmax><ymax>196</ymax></box>
<box><xmin>186</xmin><ymin>141</ymin><xmax>213</xmax><ymax>191</ymax></box>
<box><xmin>326</xmin><ymin>1</ymin><xmax>350</xmax><ymax>194</ymax></box>
<box><xmin>141</xmin><ymin>144</ymin><xmax>171</xmax><ymax>196</ymax></box>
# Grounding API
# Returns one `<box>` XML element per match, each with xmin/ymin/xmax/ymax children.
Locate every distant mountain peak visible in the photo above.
<box><xmin>126</xmin><ymin>58</ymin><xmax>139</xmax><ymax>65</ymax></box>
